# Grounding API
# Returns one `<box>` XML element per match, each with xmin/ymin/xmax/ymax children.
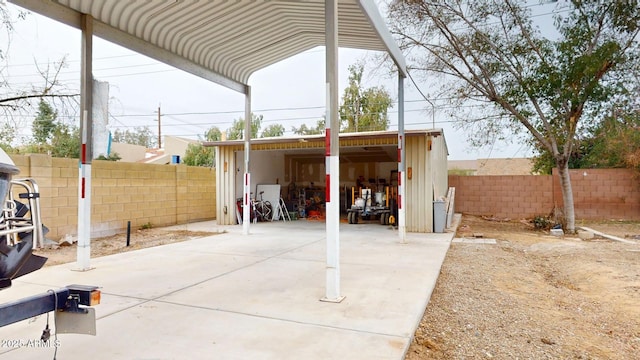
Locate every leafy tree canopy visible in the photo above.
<box><xmin>261</xmin><ymin>124</ymin><xmax>285</xmax><ymax>138</ymax></box>
<box><xmin>533</xmin><ymin>109</ymin><xmax>640</xmax><ymax>173</ymax></box>
<box><xmin>182</xmin><ymin>126</ymin><xmax>221</xmax><ymax>167</ymax></box>
<box><xmin>291</xmin><ymin>63</ymin><xmax>393</xmax><ymax>136</ymax></box>
<box><xmin>32</xmin><ymin>99</ymin><xmax>57</xmax><ymax>144</ymax></box>
<box><xmin>112</xmin><ymin>126</ymin><xmax>156</xmax><ymax>148</ymax></box>
<box><xmin>226</xmin><ymin>113</ymin><xmax>262</xmax><ymax>140</ymax></box>
<box><xmin>389</xmin><ymin>0</ymin><xmax>640</xmax><ymax>232</ymax></box>
<box><xmin>339</xmin><ymin>63</ymin><xmax>393</xmax><ymax>132</ymax></box>
<box><xmin>292</xmin><ymin>118</ymin><xmax>325</xmax><ymax>135</ymax></box>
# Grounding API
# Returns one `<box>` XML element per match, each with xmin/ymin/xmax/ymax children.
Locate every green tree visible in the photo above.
<box><xmin>389</xmin><ymin>1</ymin><xmax>640</xmax><ymax>232</ymax></box>
<box><xmin>291</xmin><ymin>118</ymin><xmax>325</xmax><ymax>135</ymax></box>
<box><xmin>584</xmin><ymin>113</ymin><xmax>640</xmax><ymax>169</ymax></box>
<box><xmin>260</xmin><ymin>124</ymin><xmax>284</xmax><ymax>138</ymax></box>
<box><xmin>226</xmin><ymin>113</ymin><xmax>262</xmax><ymax>140</ymax></box>
<box><xmin>49</xmin><ymin>123</ymin><xmax>80</xmax><ymax>158</ymax></box>
<box><xmin>182</xmin><ymin>126</ymin><xmax>221</xmax><ymax>167</ymax></box>
<box><xmin>112</xmin><ymin>126</ymin><xmax>156</xmax><ymax>148</ymax></box>
<box><xmin>96</xmin><ymin>152</ymin><xmax>122</xmax><ymax>161</ymax></box>
<box><xmin>0</xmin><ymin>121</ymin><xmax>17</xmax><ymax>152</ymax></box>
<box><xmin>32</xmin><ymin>99</ymin><xmax>57</xmax><ymax>144</ymax></box>
<box><xmin>339</xmin><ymin>63</ymin><xmax>393</xmax><ymax>132</ymax></box>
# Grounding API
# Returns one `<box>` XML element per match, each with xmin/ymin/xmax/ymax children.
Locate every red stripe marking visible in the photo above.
<box><xmin>81</xmin><ymin>177</ymin><xmax>86</xmax><ymax>199</ymax></box>
<box><xmin>398</xmin><ymin>172</ymin><xmax>401</xmax><ymax>186</ymax></box>
<box><xmin>81</xmin><ymin>144</ymin><xmax>87</xmax><ymax>164</ymax></box>
<box><xmin>325</xmin><ymin>128</ymin><xmax>331</xmax><ymax>156</ymax></box>
<box><xmin>325</xmin><ymin>174</ymin><xmax>330</xmax><ymax>202</ymax></box>
<box><xmin>398</xmin><ymin>194</ymin><xmax>402</xmax><ymax>209</ymax></box>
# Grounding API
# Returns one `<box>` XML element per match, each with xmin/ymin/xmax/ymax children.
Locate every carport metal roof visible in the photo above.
<box><xmin>10</xmin><ymin>0</ymin><xmax>407</xmax><ymax>94</ymax></box>
<box><xmin>9</xmin><ymin>0</ymin><xmax>410</xmax><ymax>301</ymax></box>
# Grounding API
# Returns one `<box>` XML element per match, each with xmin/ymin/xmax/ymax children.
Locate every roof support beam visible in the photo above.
<box><xmin>357</xmin><ymin>0</ymin><xmax>407</xmax><ymax>77</ymax></box>
<box><xmin>322</xmin><ymin>0</ymin><xmax>344</xmax><ymax>303</ymax></box>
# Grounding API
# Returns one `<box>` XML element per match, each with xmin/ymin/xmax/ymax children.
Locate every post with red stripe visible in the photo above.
<box><xmin>398</xmin><ymin>75</ymin><xmax>406</xmax><ymax>243</ymax></box>
<box><xmin>321</xmin><ymin>0</ymin><xmax>344</xmax><ymax>303</ymax></box>
<box><xmin>76</xmin><ymin>14</ymin><xmax>94</xmax><ymax>271</ymax></box>
<box><xmin>76</xmin><ymin>110</ymin><xmax>92</xmax><ymax>270</ymax></box>
<box><xmin>242</xmin><ymin>86</ymin><xmax>252</xmax><ymax>235</ymax></box>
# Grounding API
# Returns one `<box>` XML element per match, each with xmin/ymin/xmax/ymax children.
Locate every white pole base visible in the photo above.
<box><xmin>320</xmin><ymin>295</ymin><xmax>346</xmax><ymax>303</ymax></box>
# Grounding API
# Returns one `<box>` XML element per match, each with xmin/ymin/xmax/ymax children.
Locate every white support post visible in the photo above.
<box><xmin>76</xmin><ymin>14</ymin><xmax>93</xmax><ymax>271</ymax></box>
<box><xmin>322</xmin><ymin>0</ymin><xmax>344</xmax><ymax>303</ymax></box>
<box><xmin>242</xmin><ymin>86</ymin><xmax>251</xmax><ymax>235</ymax></box>
<box><xmin>398</xmin><ymin>75</ymin><xmax>406</xmax><ymax>243</ymax></box>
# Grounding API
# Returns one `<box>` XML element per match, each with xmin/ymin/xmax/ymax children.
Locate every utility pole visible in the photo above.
<box><xmin>156</xmin><ymin>104</ymin><xmax>162</xmax><ymax>149</ymax></box>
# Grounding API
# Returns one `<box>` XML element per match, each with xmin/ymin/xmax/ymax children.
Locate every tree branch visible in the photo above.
<box><xmin>0</xmin><ymin>93</ymin><xmax>79</xmax><ymax>104</ymax></box>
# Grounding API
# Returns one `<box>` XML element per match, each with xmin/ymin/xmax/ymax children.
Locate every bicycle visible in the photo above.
<box><xmin>251</xmin><ymin>191</ymin><xmax>272</xmax><ymax>222</ymax></box>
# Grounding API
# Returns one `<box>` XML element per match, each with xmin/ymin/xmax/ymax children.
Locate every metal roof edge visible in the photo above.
<box><xmin>9</xmin><ymin>0</ymin><xmax>82</xmax><ymax>28</ymax></box>
<box><xmin>203</xmin><ymin>129</ymin><xmax>443</xmax><ymax>147</ymax></box>
<box><xmin>8</xmin><ymin>0</ymin><xmax>248</xmax><ymax>95</ymax></box>
<box><xmin>357</xmin><ymin>0</ymin><xmax>407</xmax><ymax>77</ymax></box>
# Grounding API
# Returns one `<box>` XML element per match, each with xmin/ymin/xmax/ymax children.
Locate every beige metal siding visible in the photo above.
<box><xmin>405</xmin><ymin>135</ymin><xmax>434</xmax><ymax>232</ymax></box>
<box><xmin>431</xmin><ymin>134</ymin><xmax>449</xmax><ymax>199</ymax></box>
<box><xmin>215</xmin><ymin>146</ymin><xmax>237</xmax><ymax>225</ymax></box>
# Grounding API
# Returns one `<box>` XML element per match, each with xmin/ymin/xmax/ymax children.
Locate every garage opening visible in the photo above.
<box><xmin>209</xmin><ymin>129</ymin><xmax>448</xmax><ymax>232</ymax></box>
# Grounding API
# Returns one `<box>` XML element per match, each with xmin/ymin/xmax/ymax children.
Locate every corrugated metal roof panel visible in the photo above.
<box><xmin>10</xmin><ymin>0</ymin><xmax>407</xmax><ymax>93</ymax></box>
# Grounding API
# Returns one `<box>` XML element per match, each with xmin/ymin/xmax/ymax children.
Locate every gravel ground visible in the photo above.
<box><xmin>406</xmin><ymin>216</ymin><xmax>640</xmax><ymax>360</ymax></box>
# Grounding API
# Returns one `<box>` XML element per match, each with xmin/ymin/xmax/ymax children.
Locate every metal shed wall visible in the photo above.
<box><xmin>405</xmin><ymin>135</ymin><xmax>433</xmax><ymax>232</ymax></box>
<box><xmin>431</xmin><ymin>134</ymin><xmax>449</xmax><ymax>200</ymax></box>
<box><xmin>215</xmin><ymin>146</ymin><xmax>237</xmax><ymax>225</ymax></box>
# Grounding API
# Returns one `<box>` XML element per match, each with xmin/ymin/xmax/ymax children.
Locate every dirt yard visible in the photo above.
<box><xmin>34</xmin><ymin>228</ymin><xmax>219</xmax><ymax>266</ymax></box>
<box><xmin>407</xmin><ymin>215</ymin><xmax>640</xmax><ymax>360</ymax></box>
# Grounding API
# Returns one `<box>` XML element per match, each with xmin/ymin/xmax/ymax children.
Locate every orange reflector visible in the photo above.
<box><xmin>90</xmin><ymin>290</ymin><xmax>101</xmax><ymax>306</ymax></box>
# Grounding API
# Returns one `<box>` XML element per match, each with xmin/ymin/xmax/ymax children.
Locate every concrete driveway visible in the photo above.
<box><xmin>0</xmin><ymin>220</ymin><xmax>452</xmax><ymax>359</ymax></box>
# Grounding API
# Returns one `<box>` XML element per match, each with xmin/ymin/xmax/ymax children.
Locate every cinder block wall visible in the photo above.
<box><xmin>553</xmin><ymin>168</ymin><xmax>640</xmax><ymax>220</ymax></box>
<box><xmin>9</xmin><ymin>154</ymin><xmax>216</xmax><ymax>239</ymax></box>
<box><xmin>449</xmin><ymin>169</ymin><xmax>640</xmax><ymax>220</ymax></box>
<box><xmin>448</xmin><ymin>175</ymin><xmax>553</xmax><ymax>219</ymax></box>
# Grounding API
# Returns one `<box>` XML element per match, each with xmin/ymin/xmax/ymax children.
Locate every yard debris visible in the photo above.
<box><xmin>58</xmin><ymin>234</ymin><xmax>77</xmax><ymax>246</ymax></box>
<box><xmin>481</xmin><ymin>216</ymin><xmax>511</xmax><ymax>222</ymax></box>
<box><xmin>541</xmin><ymin>338</ymin><xmax>556</xmax><ymax>345</ymax></box>
<box><xmin>578</xmin><ymin>226</ymin><xmax>638</xmax><ymax>245</ymax></box>
<box><xmin>519</xmin><ymin>219</ymin><xmax>535</xmax><ymax>228</ymax></box>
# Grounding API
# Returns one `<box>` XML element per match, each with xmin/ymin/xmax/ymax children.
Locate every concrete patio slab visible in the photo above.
<box><xmin>0</xmin><ymin>220</ymin><xmax>452</xmax><ymax>359</ymax></box>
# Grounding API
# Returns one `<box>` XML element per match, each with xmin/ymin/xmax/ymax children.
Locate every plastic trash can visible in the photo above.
<box><xmin>433</xmin><ymin>200</ymin><xmax>446</xmax><ymax>233</ymax></box>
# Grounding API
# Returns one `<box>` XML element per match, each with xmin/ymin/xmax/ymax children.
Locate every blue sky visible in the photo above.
<box><xmin>3</xmin><ymin>2</ymin><xmax>539</xmax><ymax>160</ymax></box>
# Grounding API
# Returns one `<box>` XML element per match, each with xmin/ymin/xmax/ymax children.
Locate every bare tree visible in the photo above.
<box><xmin>0</xmin><ymin>2</ymin><xmax>79</xmax><ymax>149</ymax></box>
<box><xmin>389</xmin><ymin>0</ymin><xmax>640</xmax><ymax>232</ymax></box>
